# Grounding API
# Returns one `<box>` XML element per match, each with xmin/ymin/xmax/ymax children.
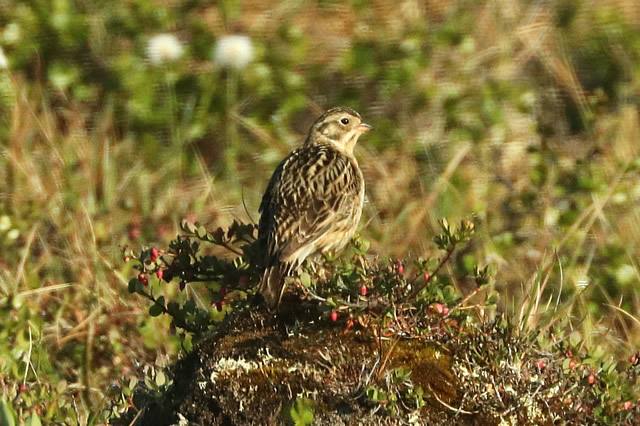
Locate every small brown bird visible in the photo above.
<box><xmin>258</xmin><ymin>107</ymin><xmax>371</xmax><ymax>308</ymax></box>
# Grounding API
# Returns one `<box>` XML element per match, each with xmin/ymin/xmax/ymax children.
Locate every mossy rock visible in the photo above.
<box><xmin>116</xmin><ymin>297</ymin><xmax>472</xmax><ymax>425</ymax></box>
<box><xmin>115</xmin><ymin>297</ymin><xmax>637</xmax><ymax>425</ymax></box>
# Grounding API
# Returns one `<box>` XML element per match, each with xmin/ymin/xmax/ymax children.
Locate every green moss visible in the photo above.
<box><xmin>389</xmin><ymin>341</ymin><xmax>457</xmax><ymax>406</ymax></box>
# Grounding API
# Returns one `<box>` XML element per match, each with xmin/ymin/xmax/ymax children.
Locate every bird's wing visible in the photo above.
<box><xmin>259</xmin><ymin>145</ymin><xmax>362</xmax><ymax>265</ymax></box>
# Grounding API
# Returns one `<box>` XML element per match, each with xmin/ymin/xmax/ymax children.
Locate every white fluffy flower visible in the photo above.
<box><xmin>146</xmin><ymin>33</ymin><xmax>184</xmax><ymax>65</ymax></box>
<box><xmin>0</xmin><ymin>47</ymin><xmax>8</xmax><ymax>70</ymax></box>
<box><xmin>213</xmin><ymin>35</ymin><xmax>254</xmax><ymax>70</ymax></box>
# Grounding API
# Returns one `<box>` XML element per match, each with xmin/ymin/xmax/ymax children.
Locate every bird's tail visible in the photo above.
<box><xmin>258</xmin><ymin>263</ymin><xmax>289</xmax><ymax>309</ymax></box>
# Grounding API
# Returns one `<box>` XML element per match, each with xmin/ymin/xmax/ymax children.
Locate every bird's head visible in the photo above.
<box><xmin>305</xmin><ymin>107</ymin><xmax>372</xmax><ymax>155</ymax></box>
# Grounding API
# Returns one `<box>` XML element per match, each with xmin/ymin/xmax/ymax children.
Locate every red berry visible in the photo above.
<box><xmin>629</xmin><ymin>353</ymin><xmax>639</xmax><ymax>365</ymax></box>
<box><xmin>623</xmin><ymin>401</ymin><xmax>633</xmax><ymax>411</ymax></box>
<box><xmin>535</xmin><ymin>359</ymin><xmax>546</xmax><ymax>370</ymax></box>
<box><xmin>433</xmin><ymin>303</ymin><xmax>445</xmax><ymax>315</ymax></box>
<box><xmin>123</xmin><ymin>256</ymin><xmax>130</xmax><ymax>263</ymax></box>
<box><xmin>18</xmin><ymin>383</ymin><xmax>27</xmax><ymax>393</ymax></box>
<box><xmin>138</xmin><ymin>273</ymin><xmax>148</xmax><ymax>286</ymax></box>
<box><xmin>569</xmin><ymin>359</ymin><xmax>577</xmax><ymax>370</ymax></box>
<box><xmin>156</xmin><ymin>269</ymin><xmax>164</xmax><ymax>280</ymax></box>
<box><xmin>423</xmin><ymin>272</ymin><xmax>430</xmax><ymax>282</ymax></box>
<box><xmin>397</xmin><ymin>261</ymin><xmax>404</xmax><ymax>275</ymax></box>
<box><xmin>442</xmin><ymin>306</ymin><xmax>450</xmax><ymax>316</ymax></box>
<box><xmin>329</xmin><ymin>311</ymin><xmax>339</xmax><ymax>322</ymax></box>
<box><xmin>587</xmin><ymin>373</ymin><xmax>596</xmax><ymax>385</ymax></box>
<box><xmin>215</xmin><ymin>301</ymin><xmax>224</xmax><ymax>312</ymax></box>
<box><xmin>565</xmin><ymin>350</ymin><xmax>573</xmax><ymax>358</ymax></box>
<box><xmin>359</xmin><ymin>284</ymin><xmax>368</xmax><ymax>297</ymax></box>
<box><xmin>150</xmin><ymin>247</ymin><xmax>160</xmax><ymax>261</ymax></box>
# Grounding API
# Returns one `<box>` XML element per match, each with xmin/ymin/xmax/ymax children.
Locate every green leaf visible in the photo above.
<box><xmin>144</xmin><ymin>375</ymin><xmax>154</xmax><ymax>390</ymax></box>
<box><xmin>299</xmin><ymin>272</ymin><xmax>311</xmax><ymax>287</ymax></box>
<box><xmin>289</xmin><ymin>398</ymin><xmax>314</xmax><ymax>426</ymax></box>
<box><xmin>184</xmin><ymin>299</ymin><xmax>196</xmax><ymax>312</ymax></box>
<box><xmin>197</xmin><ymin>225</ymin><xmax>207</xmax><ymax>239</ymax></box>
<box><xmin>149</xmin><ymin>303</ymin><xmax>164</xmax><ymax>317</ymax></box>
<box><xmin>366</xmin><ymin>387</ymin><xmax>378</xmax><ymax>400</ymax></box>
<box><xmin>592</xmin><ymin>345</ymin><xmax>606</xmax><ymax>360</ymax></box>
<box><xmin>486</xmin><ymin>291</ymin><xmax>499</xmax><ymax>305</ymax></box>
<box><xmin>25</xmin><ymin>414</ymin><xmax>42</xmax><ymax>426</ymax></box>
<box><xmin>155</xmin><ymin>370</ymin><xmax>166</xmax><ymax>387</ymax></box>
<box><xmin>128</xmin><ymin>278</ymin><xmax>141</xmax><ymax>293</ymax></box>
<box><xmin>181</xmin><ymin>219</ymin><xmax>197</xmax><ymax>234</ymax></box>
<box><xmin>211</xmin><ymin>227</ymin><xmax>225</xmax><ymax>243</ymax></box>
<box><xmin>182</xmin><ymin>333</ymin><xmax>193</xmax><ymax>352</ymax></box>
<box><xmin>569</xmin><ymin>331</ymin><xmax>582</xmax><ymax>347</ymax></box>
<box><xmin>167</xmin><ymin>301</ymin><xmax>180</xmax><ymax>315</ymax></box>
<box><xmin>0</xmin><ymin>399</ymin><xmax>16</xmax><ymax>426</ymax></box>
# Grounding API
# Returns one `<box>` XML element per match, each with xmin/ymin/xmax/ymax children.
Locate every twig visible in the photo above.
<box><xmin>374</xmin><ymin>337</ymin><xmax>400</xmax><ymax>381</ymax></box>
<box><xmin>217</xmin><ymin>241</ymin><xmax>243</xmax><ymax>256</ymax></box>
<box><xmin>139</xmin><ymin>290</ymin><xmax>168</xmax><ymax>315</ymax></box>
<box><xmin>295</xmin><ymin>281</ymin><xmax>364</xmax><ymax>309</ymax></box>
<box><xmin>405</xmin><ymin>246</ymin><xmax>456</xmax><ymax>301</ymax></box>
<box><xmin>241</xmin><ymin>187</ymin><xmax>257</xmax><ymax>225</ymax></box>
<box><xmin>450</xmin><ymin>286</ymin><xmax>489</xmax><ymax>314</ymax></box>
<box><xmin>127</xmin><ymin>408</ymin><xmax>144</xmax><ymax>426</ymax></box>
<box><xmin>427</xmin><ymin>384</ymin><xmax>478</xmax><ymax>415</ymax></box>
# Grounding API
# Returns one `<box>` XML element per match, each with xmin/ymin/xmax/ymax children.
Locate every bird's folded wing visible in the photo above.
<box><xmin>259</xmin><ymin>145</ymin><xmax>360</xmax><ymax>263</ymax></box>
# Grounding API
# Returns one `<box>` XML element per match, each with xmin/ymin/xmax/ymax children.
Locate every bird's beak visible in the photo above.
<box><xmin>358</xmin><ymin>123</ymin><xmax>373</xmax><ymax>133</ymax></box>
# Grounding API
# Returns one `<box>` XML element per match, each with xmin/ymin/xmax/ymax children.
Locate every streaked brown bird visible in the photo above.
<box><xmin>258</xmin><ymin>107</ymin><xmax>371</xmax><ymax>308</ymax></box>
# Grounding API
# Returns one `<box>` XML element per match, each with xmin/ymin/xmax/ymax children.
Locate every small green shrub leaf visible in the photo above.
<box><xmin>289</xmin><ymin>398</ymin><xmax>314</xmax><ymax>426</ymax></box>
<box><xmin>128</xmin><ymin>278</ymin><xmax>141</xmax><ymax>294</ymax></box>
<box><xmin>299</xmin><ymin>272</ymin><xmax>311</xmax><ymax>287</ymax></box>
<box><xmin>149</xmin><ymin>303</ymin><xmax>164</xmax><ymax>317</ymax></box>
<box><xmin>155</xmin><ymin>370</ymin><xmax>166</xmax><ymax>387</ymax></box>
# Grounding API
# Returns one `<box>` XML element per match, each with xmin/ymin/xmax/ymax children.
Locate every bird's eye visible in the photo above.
<box><xmin>340</xmin><ymin>118</ymin><xmax>350</xmax><ymax>125</ymax></box>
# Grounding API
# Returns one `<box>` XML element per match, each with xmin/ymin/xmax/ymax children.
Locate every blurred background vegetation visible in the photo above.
<box><xmin>1</xmin><ymin>0</ymin><xmax>640</xmax><ymax>422</ymax></box>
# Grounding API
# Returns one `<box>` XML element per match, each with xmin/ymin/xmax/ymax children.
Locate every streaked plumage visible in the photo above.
<box><xmin>258</xmin><ymin>107</ymin><xmax>371</xmax><ymax>308</ymax></box>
